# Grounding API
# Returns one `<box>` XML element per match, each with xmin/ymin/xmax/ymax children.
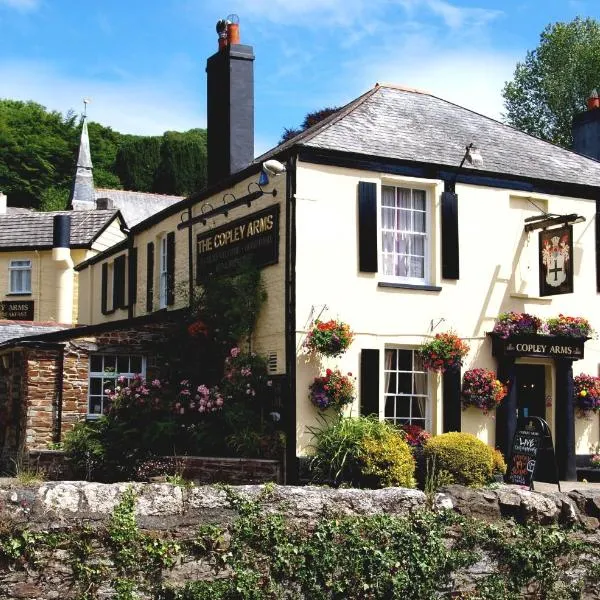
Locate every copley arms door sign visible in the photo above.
<box><xmin>539</xmin><ymin>225</ymin><xmax>573</xmax><ymax>296</ymax></box>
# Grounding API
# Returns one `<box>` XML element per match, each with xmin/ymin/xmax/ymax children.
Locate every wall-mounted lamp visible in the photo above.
<box><xmin>259</xmin><ymin>159</ymin><xmax>286</xmax><ymax>186</ymax></box>
<box><xmin>200</xmin><ymin>203</ymin><xmax>214</xmax><ymax>226</ymax></box>
<box><xmin>459</xmin><ymin>142</ymin><xmax>483</xmax><ymax>169</ymax></box>
<box><xmin>222</xmin><ymin>193</ymin><xmax>236</xmax><ymax>217</ymax></box>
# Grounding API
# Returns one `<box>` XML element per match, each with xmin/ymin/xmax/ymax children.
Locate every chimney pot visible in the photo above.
<box><xmin>587</xmin><ymin>89</ymin><xmax>600</xmax><ymax>111</ymax></box>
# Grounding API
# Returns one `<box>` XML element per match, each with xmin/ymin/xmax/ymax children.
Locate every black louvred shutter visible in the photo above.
<box><xmin>166</xmin><ymin>231</ymin><xmax>175</xmax><ymax>305</ymax></box>
<box><xmin>129</xmin><ymin>247</ymin><xmax>138</xmax><ymax>305</ymax></box>
<box><xmin>441</xmin><ymin>191</ymin><xmax>459</xmax><ymax>279</ymax></box>
<box><xmin>360</xmin><ymin>349</ymin><xmax>380</xmax><ymax>416</ymax></box>
<box><xmin>101</xmin><ymin>263</ymin><xmax>108</xmax><ymax>314</ymax></box>
<box><xmin>113</xmin><ymin>255</ymin><xmax>126</xmax><ymax>309</ymax></box>
<box><xmin>358</xmin><ymin>181</ymin><xmax>378</xmax><ymax>272</ymax></box>
<box><xmin>146</xmin><ymin>242</ymin><xmax>154</xmax><ymax>313</ymax></box>
<box><xmin>596</xmin><ymin>198</ymin><xmax>600</xmax><ymax>292</ymax></box>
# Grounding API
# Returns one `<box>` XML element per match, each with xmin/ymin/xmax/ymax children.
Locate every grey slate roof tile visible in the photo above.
<box><xmin>257</xmin><ymin>84</ymin><xmax>600</xmax><ymax>188</ymax></box>
<box><xmin>95</xmin><ymin>189</ymin><xmax>184</xmax><ymax>227</ymax></box>
<box><xmin>0</xmin><ymin>210</ymin><xmax>119</xmax><ymax>249</ymax></box>
<box><xmin>0</xmin><ymin>322</ymin><xmax>72</xmax><ymax>345</ymax></box>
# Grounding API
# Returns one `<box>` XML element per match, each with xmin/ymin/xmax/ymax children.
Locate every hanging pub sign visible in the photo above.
<box><xmin>539</xmin><ymin>225</ymin><xmax>573</xmax><ymax>296</ymax></box>
<box><xmin>0</xmin><ymin>300</ymin><xmax>34</xmax><ymax>320</ymax></box>
<box><xmin>196</xmin><ymin>204</ymin><xmax>279</xmax><ymax>282</ymax></box>
<box><xmin>507</xmin><ymin>416</ymin><xmax>560</xmax><ymax>491</ymax></box>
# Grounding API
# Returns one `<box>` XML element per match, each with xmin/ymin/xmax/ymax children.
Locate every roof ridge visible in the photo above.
<box><xmin>376</xmin><ymin>82</ymin><xmax>432</xmax><ymax>95</ymax></box>
<box><xmin>96</xmin><ymin>188</ymin><xmax>184</xmax><ymax>198</ymax></box>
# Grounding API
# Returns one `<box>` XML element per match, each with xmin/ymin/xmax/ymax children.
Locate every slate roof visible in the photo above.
<box><xmin>95</xmin><ymin>189</ymin><xmax>184</xmax><ymax>227</ymax></box>
<box><xmin>257</xmin><ymin>84</ymin><xmax>600</xmax><ymax>188</ymax></box>
<box><xmin>0</xmin><ymin>322</ymin><xmax>73</xmax><ymax>345</ymax></box>
<box><xmin>0</xmin><ymin>210</ymin><xmax>119</xmax><ymax>249</ymax></box>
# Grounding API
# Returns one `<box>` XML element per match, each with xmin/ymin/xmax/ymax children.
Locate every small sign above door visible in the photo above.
<box><xmin>490</xmin><ymin>333</ymin><xmax>585</xmax><ymax>360</ymax></box>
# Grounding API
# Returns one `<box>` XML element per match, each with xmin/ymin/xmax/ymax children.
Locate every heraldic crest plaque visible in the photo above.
<box><xmin>539</xmin><ymin>225</ymin><xmax>573</xmax><ymax>296</ymax></box>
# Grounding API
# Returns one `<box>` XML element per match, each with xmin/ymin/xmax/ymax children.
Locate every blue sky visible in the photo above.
<box><xmin>1</xmin><ymin>0</ymin><xmax>599</xmax><ymax>155</ymax></box>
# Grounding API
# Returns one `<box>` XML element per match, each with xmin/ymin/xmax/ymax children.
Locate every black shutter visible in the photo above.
<box><xmin>128</xmin><ymin>247</ymin><xmax>138</xmax><ymax>305</ymax></box>
<box><xmin>166</xmin><ymin>231</ymin><xmax>175</xmax><ymax>305</ymax></box>
<box><xmin>360</xmin><ymin>349</ymin><xmax>380</xmax><ymax>416</ymax></box>
<box><xmin>113</xmin><ymin>255</ymin><xmax>126</xmax><ymax>309</ymax></box>
<box><xmin>596</xmin><ymin>198</ymin><xmax>600</xmax><ymax>292</ymax></box>
<box><xmin>146</xmin><ymin>242</ymin><xmax>154</xmax><ymax>313</ymax></box>
<box><xmin>358</xmin><ymin>181</ymin><xmax>378</xmax><ymax>273</ymax></box>
<box><xmin>442</xmin><ymin>368</ymin><xmax>462</xmax><ymax>432</ymax></box>
<box><xmin>441</xmin><ymin>191</ymin><xmax>459</xmax><ymax>279</ymax></box>
<box><xmin>101</xmin><ymin>263</ymin><xmax>108</xmax><ymax>314</ymax></box>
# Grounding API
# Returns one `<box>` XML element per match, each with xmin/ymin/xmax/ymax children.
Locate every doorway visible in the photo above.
<box><xmin>515</xmin><ymin>364</ymin><xmax>546</xmax><ymax>420</ymax></box>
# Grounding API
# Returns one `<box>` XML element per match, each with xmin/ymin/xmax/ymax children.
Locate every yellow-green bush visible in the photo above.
<box><xmin>359</xmin><ymin>430</ymin><xmax>416</xmax><ymax>488</ymax></box>
<box><xmin>308</xmin><ymin>416</ymin><xmax>415</xmax><ymax>488</ymax></box>
<box><xmin>424</xmin><ymin>432</ymin><xmax>504</xmax><ymax>487</ymax></box>
<box><xmin>491</xmin><ymin>447</ymin><xmax>507</xmax><ymax>475</ymax></box>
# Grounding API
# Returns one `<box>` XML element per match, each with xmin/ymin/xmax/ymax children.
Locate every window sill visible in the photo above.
<box><xmin>6</xmin><ymin>292</ymin><xmax>32</xmax><ymax>297</ymax></box>
<box><xmin>378</xmin><ymin>282</ymin><xmax>442</xmax><ymax>292</ymax></box>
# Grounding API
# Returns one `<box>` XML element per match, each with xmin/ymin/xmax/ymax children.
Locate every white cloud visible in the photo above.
<box><xmin>425</xmin><ymin>0</ymin><xmax>502</xmax><ymax>30</ymax></box>
<box><xmin>0</xmin><ymin>60</ymin><xmax>205</xmax><ymax>135</ymax></box>
<box><xmin>0</xmin><ymin>0</ymin><xmax>39</xmax><ymax>10</ymax></box>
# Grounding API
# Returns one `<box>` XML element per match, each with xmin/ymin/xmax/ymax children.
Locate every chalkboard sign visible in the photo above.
<box><xmin>507</xmin><ymin>416</ymin><xmax>560</xmax><ymax>491</ymax></box>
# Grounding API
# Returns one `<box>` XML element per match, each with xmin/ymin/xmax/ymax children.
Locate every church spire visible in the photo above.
<box><xmin>69</xmin><ymin>105</ymin><xmax>95</xmax><ymax>211</ymax></box>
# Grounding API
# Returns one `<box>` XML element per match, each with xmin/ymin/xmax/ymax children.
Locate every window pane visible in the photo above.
<box><xmin>395</xmin><ymin>396</ymin><xmax>410</xmax><ymax>418</ymax></box>
<box><xmin>90</xmin><ymin>378</ymin><xmax>102</xmax><ymax>395</ymax></box>
<box><xmin>385</xmin><ymin>348</ymin><xmax>396</xmax><ymax>371</ymax></box>
<box><xmin>410</xmin><ymin>257</ymin><xmax>424</xmax><ymax>278</ymax></box>
<box><xmin>382</xmin><ymin>231</ymin><xmax>395</xmax><ymax>253</ymax></box>
<box><xmin>396</xmin><ymin>350</ymin><xmax>412</xmax><ymax>371</ymax></box>
<box><xmin>397</xmin><ymin>188</ymin><xmax>410</xmax><ymax>208</ymax></box>
<box><xmin>130</xmin><ymin>356</ymin><xmax>142</xmax><ymax>374</ymax></box>
<box><xmin>117</xmin><ymin>355</ymin><xmax>129</xmax><ymax>373</ymax></box>
<box><xmin>89</xmin><ymin>397</ymin><xmax>102</xmax><ymax>414</ymax></box>
<box><xmin>398</xmin><ymin>209</ymin><xmax>411</xmax><ymax>230</ymax></box>
<box><xmin>397</xmin><ymin>373</ymin><xmax>411</xmax><ymax>394</ymax></box>
<box><xmin>412</xmin><ymin>235</ymin><xmax>425</xmax><ymax>256</ymax></box>
<box><xmin>414</xmin><ymin>372</ymin><xmax>428</xmax><ymax>395</ymax></box>
<box><xmin>412</xmin><ymin>397</ymin><xmax>426</xmax><ymax>419</ymax></box>
<box><xmin>384</xmin><ymin>397</ymin><xmax>395</xmax><ymax>419</ymax></box>
<box><xmin>386</xmin><ymin>372</ymin><xmax>397</xmax><ymax>394</ymax></box>
<box><xmin>382</xmin><ymin>186</ymin><xmax>395</xmax><ymax>207</ymax></box>
<box><xmin>90</xmin><ymin>355</ymin><xmax>103</xmax><ymax>372</ymax></box>
<box><xmin>413</xmin><ymin>211</ymin><xmax>426</xmax><ymax>233</ymax></box>
<box><xmin>103</xmin><ymin>356</ymin><xmax>116</xmax><ymax>372</ymax></box>
<box><xmin>102</xmin><ymin>379</ymin><xmax>115</xmax><ymax>394</ymax></box>
<box><xmin>413</xmin><ymin>190</ymin><xmax>426</xmax><ymax>211</ymax></box>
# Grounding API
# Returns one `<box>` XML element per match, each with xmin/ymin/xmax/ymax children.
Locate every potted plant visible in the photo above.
<box><xmin>544</xmin><ymin>314</ymin><xmax>592</xmax><ymax>338</ymax></box>
<box><xmin>305</xmin><ymin>319</ymin><xmax>354</xmax><ymax>358</ymax></box>
<box><xmin>309</xmin><ymin>368</ymin><xmax>355</xmax><ymax>412</ymax></box>
<box><xmin>573</xmin><ymin>373</ymin><xmax>600</xmax><ymax>416</ymax></box>
<box><xmin>461</xmin><ymin>368</ymin><xmax>507</xmax><ymax>414</ymax></box>
<box><xmin>417</xmin><ymin>332</ymin><xmax>470</xmax><ymax>373</ymax></box>
<box><xmin>492</xmin><ymin>312</ymin><xmax>542</xmax><ymax>339</ymax></box>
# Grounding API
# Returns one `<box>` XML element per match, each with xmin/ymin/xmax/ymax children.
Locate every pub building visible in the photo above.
<box><xmin>1</xmin><ymin>17</ymin><xmax>599</xmax><ymax>482</ymax></box>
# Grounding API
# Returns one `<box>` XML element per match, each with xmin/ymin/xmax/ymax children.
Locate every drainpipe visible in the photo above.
<box><xmin>52</xmin><ymin>215</ymin><xmax>74</xmax><ymax>324</ymax></box>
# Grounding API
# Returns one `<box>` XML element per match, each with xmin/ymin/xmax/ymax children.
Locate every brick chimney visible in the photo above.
<box><xmin>573</xmin><ymin>89</ymin><xmax>600</xmax><ymax>160</ymax></box>
<box><xmin>206</xmin><ymin>15</ymin><xmax>255</xmax><ymax>185</ymax></box>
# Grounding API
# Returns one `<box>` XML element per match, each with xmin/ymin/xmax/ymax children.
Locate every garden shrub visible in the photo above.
<box><xmin>308</xmin><ymin>416</ymin><xmax>415</xmax><ymax>488</ymax></box>
<box><xmin>424</xmin><ymin>432</ymin><xmax>502</xmax><ymax>487</ymax></box>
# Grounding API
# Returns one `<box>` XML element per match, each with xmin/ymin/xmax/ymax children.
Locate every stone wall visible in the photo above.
<box><xmin>1</xmin><ymin>482</ymin><xmax>600</xmax><ymax>598</ymax></box>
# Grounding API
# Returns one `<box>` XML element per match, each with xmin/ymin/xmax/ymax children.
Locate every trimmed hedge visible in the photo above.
<box><xmin>424</xmin><ymin>432</ymin><xmax>504</xmax><ymax>487</ymax></box>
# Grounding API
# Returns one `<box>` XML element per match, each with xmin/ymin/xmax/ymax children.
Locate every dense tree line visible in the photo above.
<box><xmin>0</xmin><ymin>99</ymin><xmax>207</xmax><ymax>209</ymax></box>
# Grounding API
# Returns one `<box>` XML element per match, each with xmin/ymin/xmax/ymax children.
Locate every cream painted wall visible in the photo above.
<box><xmin>80</xmin><ymin>171</ymin><xmax>288</xmax><ymax>373</ymax></box>
<box><xmin>91</xmin><ymin>219</ymin><xmax>126</xmax><ymax>252</ymax></box>
<box><xmin>293</xmin><ymin>160</ymin><xmax>600</xmax><ymax>455</ymax></box>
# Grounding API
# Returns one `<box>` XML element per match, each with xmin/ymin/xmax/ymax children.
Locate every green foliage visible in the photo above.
<box><xmin>280</xmin><ymin>106</ymin><xmax>341</xmax><ymax>143</ymax></box>
<box><xmin>424</xmin><ymin>432</ymin><xmax>501</xmax><ymax>487</ymax></box>
<box><xmin>503</xmin><ymin>17</ymin><xmax>600</xmax><ymax>147</ymax></box>
<box><xmin>39</xmin><ymin>185</ymin><xmax>70</xmax><ymax>211</ymax></box>
<box><xmin>308</xmin><ymin>415</ymin><xmax>416</xmax><ymax>488</ymax></box>
<box><xmin>115</xmin><ymin>136</ymin><xmax>162</xmax><ymax>192</ymax></box>
<box><xmin>62</xmin><ymin>420</ymin><xmax>107</xmax><ymax>480</ymax></box>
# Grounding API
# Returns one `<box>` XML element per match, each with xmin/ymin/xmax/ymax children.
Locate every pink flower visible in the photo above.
<box><xmin>230</xmin><ymin>347</ymin><xmax>241</xmax><ymax>358</ymax></box>
<box><xmin>152</xmin><ymin>379</ymin><xmax>161</xmax><ymax>388</ymax></box>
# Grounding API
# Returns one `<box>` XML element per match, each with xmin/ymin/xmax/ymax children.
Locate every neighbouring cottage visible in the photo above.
<box><xmin>2</xmin><ymin>17</ymin><xmax>600</xmax><ymax>482</ymax></box>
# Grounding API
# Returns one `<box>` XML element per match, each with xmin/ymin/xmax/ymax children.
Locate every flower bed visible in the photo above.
<box><xmin>309</xmin><ymin>369</ymin><xmax>355</xmax><ymax>412</ymax></box>
<box><xmin>417</xmin><ymin>332</ymin><xmax>469</xmax><ymax>373</ymax></box>
<box><xmin>305</xmin><ymin>319</ymin><xmax>354</xmax><ymax>357</ymax></box>
<box><xmin>461</xmin><ymin>368</ymin><xmax>507</xmax><ymax>414</ymax></box>
<box><xmin>492</xmin><ymin>312</ymin><xmax>542</xmax><ymax>339</ymax></box>
<box><xmin>544</xmin><ymin>314</ymin><xmax>592</xmax><ymax>338</ymax></box>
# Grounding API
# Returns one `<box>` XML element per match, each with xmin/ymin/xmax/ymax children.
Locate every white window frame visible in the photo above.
<box><xmin>159</xmin><ymin>235</ymin><xmax>168</xmax><ymax>309</ymax></box>
<box><xmin>8</xmin><ymin>259</ymin><xmax>32</xmax><ymax>294</ymax></box>
<box><xmin>88</xmin><ymin>354</ymin><xmax>146</xmax><ymax>417</ymax></box>
<box><xmin>379</xmin><ymin>184</ymin><xmax>430</xmax><ymax>284</ymax></box>
<box><xmin>383</xmin><ymin>347</ymin><xmax>431</xmax><ymax>431</ymax></box>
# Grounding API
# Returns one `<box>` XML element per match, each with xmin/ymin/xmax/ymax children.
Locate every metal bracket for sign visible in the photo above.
<box><xmin>523</xmin><ymin>213</ymin><xmax>585</xmax><ymax>232</ymax></box>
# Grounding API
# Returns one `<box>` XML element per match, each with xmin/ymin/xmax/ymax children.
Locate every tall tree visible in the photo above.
<box><xmin>503</xmin><ymin>17</ymin><xmax>600</xmax><ymax>148</ymax></box>
<box><xmin>280</xmin><ymin>106</ymin><xmax>341</xmax><ymax>144</ymax></box>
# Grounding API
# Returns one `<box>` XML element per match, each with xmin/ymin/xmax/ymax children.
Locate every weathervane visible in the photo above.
<box><xmin>83</xmin><ymin>97</ymin><xmax>91</xmax><ymax>117</ymax></box>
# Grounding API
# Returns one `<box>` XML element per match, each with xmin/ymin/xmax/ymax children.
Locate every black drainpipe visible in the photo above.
<box><xmin>188</xmin><ymin>206</ymin><xmax>194</xmax><ymax>309</ymax></box>
<box><xmin>284</xmin><ymin>156</ymin><xmax>297</xmax><ymax>484</ymax></box>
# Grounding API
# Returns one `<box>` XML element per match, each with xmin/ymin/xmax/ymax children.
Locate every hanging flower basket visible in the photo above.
<box><xmin>304</xmin><ymin>319</ymin><xmax>354</xmax><ymax>358</ymax></box>
<box><xmin>461</xmin><ymin>368</ymin><xmax>507</xmax><ymax>414</ymax></box>
<box><xmin>492</xmin><ymin>312</ymin><xmax>542</xmax><ymax>339</ymax></box>
<box><xmin>573</xmin><ymin>373</ymin><xmax>600</xmax><ymax>416</ymax></box>
<box><xmin>417</xmin><ymin>332</ymin><xmax>469</xmax><ymax>373</ymax></box>
<box><xmin>309</xmin><ymin>368</ymin><xmax>355</xmax><ymax>412</ymax></box>
<box><xmin>544</xmin><ymin>315</ymin><xmax>592</xmax><ymax>338</ymax></box>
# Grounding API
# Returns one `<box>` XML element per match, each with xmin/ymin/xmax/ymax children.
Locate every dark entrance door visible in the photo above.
<box><xmin>515</xmin><ymin>365</ymin><xmax>546</xmax><ymax>420</ymax></box>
